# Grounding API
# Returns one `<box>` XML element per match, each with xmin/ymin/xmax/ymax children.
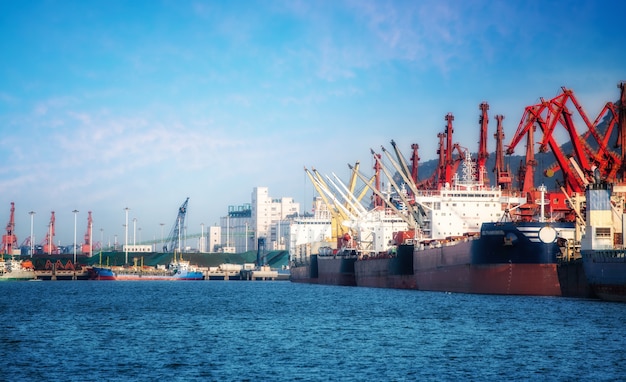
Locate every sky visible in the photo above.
<box><xmin>1</xmin><ymin>0</ymin><xmax>624</xmax><ymax>247</ymax></box>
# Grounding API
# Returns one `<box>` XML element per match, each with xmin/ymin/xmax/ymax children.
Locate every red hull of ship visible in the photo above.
<box><xmin>354</xmin><ymin>258</ymin><xmax>416</xmax><ymax>289</ymax></box>
<box><xmin>289</xmin><ymin>264</ymin><xmax>318</xmax><ymax>284</ymax></box>
<box><xmin>414</xmin><ymin>263</ymin><xmax>562</xmax><ymax>296</ymax></box>
<box><xmin>414</xmin><ymin>239</ymin><xmax>564</xmax><ymax>296</ymax></box>
<box><xmin>317</xmin><ymin>257</ymin><xmax>356</xmax><ymax>286</ymax></box>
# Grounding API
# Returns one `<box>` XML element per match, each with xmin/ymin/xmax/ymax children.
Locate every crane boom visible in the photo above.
<box><xmin>163</xmin><ymin>198</ymin><xmax>189</xmax><ymax>253</ymax></box>
<box><xmin>2</xmin><ymin>202</ymin><xmax>18</xmax><ymax>255</ymax></box>
<box><xmin>81</xmin><ymin>211</ymin><xmax>93</xmax><ymax>255</ymax></box>
<box><xmin>42</xmin><ymin>211</ymin><xmax>57</xmax><ymax>255</ymax></box>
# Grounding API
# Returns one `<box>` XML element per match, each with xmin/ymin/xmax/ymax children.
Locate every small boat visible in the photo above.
<box><xmin>0</xmin><ymin>257</ymin><xmax>36</xmax><ymax>281</ymax></box>
<box><xmin>89</xmin><ymin>252</ymin><xmax>204</xmax><ymax>281</ymax></box>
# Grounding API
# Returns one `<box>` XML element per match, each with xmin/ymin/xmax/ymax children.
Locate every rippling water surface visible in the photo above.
<box><xmin>1</xmin><ymin>281</ymin><xmax>625</xmax><ymax>381</ymax></box>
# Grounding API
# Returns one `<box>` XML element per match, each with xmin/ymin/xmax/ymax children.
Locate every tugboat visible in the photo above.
<box><xmin>0</xmin><ymin>257</ymin><xmax>36</xmax><ymax>281</ymax></box>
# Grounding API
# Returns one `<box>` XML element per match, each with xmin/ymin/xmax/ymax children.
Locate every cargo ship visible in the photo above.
<box><xmin>293</xmin><ymin>201</ymin><xmax>408</xmax><ymax>287</ymax></box>
<box><xmin>581</xmin><ymin>182</ymin><xmax>626</xmax><ymax>302</ymax></box>
<box><xmin>354</xmin><ymin>171</ymin><xmax>587</xmax><ymax>295</ymax></box>
<box><xmin>410</xmin><ymin>220</ymin><xmax>584</xmax><ymax>296</ymax></box>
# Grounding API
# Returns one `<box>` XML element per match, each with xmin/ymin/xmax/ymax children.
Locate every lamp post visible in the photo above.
<box><xmin>99</xmin><ymin>228</ymin><xmax>104</xmax><ymax>265</ymax></box>
<box><xmin>133</xmin><ymin>217</ymin><xmax>137</xmax><ymax>246</ymax></box>
<box><xmin>200</xmin><ymin>223</ymin><xmax>204</xmax><ymax>253</ymax></box>
<box><xmin>124</xmin><ymin>207</ymin><xmax>130</xmax><ymax>265</ymax></box>
<box><xmin>28</xmin><ymin>211</ymin><xmax>35</xmax><ymax>257</ymax></box>
<box><xmin>72</xmin><ymin>209</ymin><xmax>79</xmax><ymax>266</ymax></box>
<box><xmin>160</xmin><ymin>223</ymin><xmax>164</xmax><ymax>252</ymax></box>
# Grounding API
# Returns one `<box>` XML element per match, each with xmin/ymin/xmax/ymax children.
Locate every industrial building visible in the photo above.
<box><xmin>213</xmin><ymin>187</ymin><xmax>300</xmax><ymax>253</ymax></box>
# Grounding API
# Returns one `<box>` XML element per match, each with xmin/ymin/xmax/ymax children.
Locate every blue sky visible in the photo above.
<box><xmin>1</xmin><ymin>0</ymin><xmax>624</xmax><ymax>247</ymax></box>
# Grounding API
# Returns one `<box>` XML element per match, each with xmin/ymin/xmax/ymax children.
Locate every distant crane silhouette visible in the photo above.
<box><xmin>163</xmin><ymin>197</ymin><xmax>189</xmax><ymax>253</ymax></box>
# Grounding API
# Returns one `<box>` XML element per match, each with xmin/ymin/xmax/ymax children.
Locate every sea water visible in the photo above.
<box><xmin>1</xmin><ymin>281</ymin><xmax>624</xmax><ymax>381</ymax></box>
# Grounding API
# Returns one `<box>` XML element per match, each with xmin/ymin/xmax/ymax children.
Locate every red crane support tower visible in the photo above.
<box><xmin>42</xmin><ymin>211</ymin><xmax>57</xmax><ymax>255</ymax></box>
<box><xmin>618</xmin><ymin>81</ymin><xmax>626</xmax><ymax>180</ymax></box>
<box><xmin>444</xmin><ymin>113</ymin><xmax>455</xmax><ymax>186</ymax></box>
<box><xmin>2</xmin><ymin>202</ymin><xmax>18</xmax><ymax>255</ymax></box>
<box><xmin>493</xmin><ymin>114</ymin><xmax>512</xmax><ymax>190</ymax></box>
<box><xmin>519</xmin><ymin>124</ymin><xmax>537</xmax><ymax>194</ymax></box>
<box><xmin>81</xmin><ymin>211</ymin><xmax>93</xmax><ymax>255</ymax></box>
<box><xmin>477</xmin><ymin>102</ymin><xmax>490</xmax><ymax>186</ymax></box>
<box><xmin>372</xmin><ymin>153</ymin><xmax>384</xmax><ymax>208</ymax></box>
<box><xmin>410</xmin><ymin>143</ymin><xmax>420</xmax><ymax>185</ymax></box>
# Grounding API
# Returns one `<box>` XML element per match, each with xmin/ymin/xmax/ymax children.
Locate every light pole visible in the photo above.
<box><xmin>133</xmin><ymin>217</ymin><xmax>137</xmax><ymax>246</ymax></box>
<box><xmin>28</xmin><ymin>211</ymin><xmax>35</xmax><ymax>257</ymax></box>
<box><xmin>72</xmin><ymin>210</ymin><xmax>79</xmax><ymax>266</ymax></box>
<box><xmin>100</xmin><ymin>228</ymin><xmax>104</xmax><ymax>265</ymax></box>
<box><xmin>200</xmin><ymin>223</ymin><xmax>204</xmax><ymax>253</ymax></box>
<box><xmin>89</xmin><ymin>219</ymin><xmax>93</xmax><ymax>257</ymax></box>
<box><xmin>124</xmin><ymin>207</ymin><xmax>130</xmax><ymax>264</ymax></box>
<box><xmin>160</xmin><ymin>223</ymin><xmax>164</xmax><ymax>252</ymax></box>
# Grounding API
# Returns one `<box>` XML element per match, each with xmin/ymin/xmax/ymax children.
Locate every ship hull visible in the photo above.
<box><xmin>88</xmin><ymin>267</ymin><xmax>116</xmax><ymax>280</ymax></box>
<box><xmin>291</xmin><ymin>222</ymin><xmax>590</xmax><ymax>297</ymax></box>
<box><xmin>413</xmin><ymin>221</ymin><xmax>588</xmax><ymax>296</ymax></box>
<box><xmin>355</xmin><ymin>245</ymin><xmax>416</xmax><ymax>289</ymax></box>
<box><xmin>0</xmin><ymin>273</ymin><xmax>36</xmax><ymax>281</ymax></box>
<box><xmin>289</xmin><ymin>255</ymin><xmax>319</xmax><ymax>283</ymax></box>
<box><xmin>317</xmin><ymin>256</ymin><xmax>357</xmax><ymax>286</ymax></box>
<box><xmin>352</xmin><ymin>221</ymin><xmax>589</xmax><ymax>296</ymax></box>
<box><xmin>89</xmin><ymin>266</ymin><xmax>204</xmax><ymax>281</ymax></box>
<box><xmin>581</xmin><ymin>250</ymin><xmax>626</xmax><ymax>302</ymax></box>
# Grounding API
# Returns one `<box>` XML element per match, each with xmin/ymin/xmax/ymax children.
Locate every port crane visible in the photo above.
<box><xmin>1</xmin><ymin>202</ymin><xmax>18</xmax><ymax>255</ymax></box>
<box><xmin>42</xmin><ymin>211</ymin><xmax>58</xmax><ymax>255</ymax></box>
<box><xmin>413</xmin><ymin>112</ymin><xmax>466</xmax><ymax>190</ymax></box>
<box><xmin>304</xmin><ymin>166</ymin><xmax>356</xmax><ymax>248</ymax></box>
<box><xmin>163</xmin><ymin>197</ymin><xmax>189</xmax><ymax>253</ymax></box>
<box><xmin>81</xmin><ymin>211</ymin><xmax>92</xmax><ymax>255</ymax></box>
<box><xmin>506</xmin><ymin>85</ymin><xmax>625</xmax><ymax>194</ymax></box>
<box><xmin>493</xmin><ymin>114</ymin><xmax>512</xmax><ymax>190</ymax></box>
<box><xmin>477</xmin><ymin>102</ymin><xmax>490</xmax><ymax>186</ymax></box>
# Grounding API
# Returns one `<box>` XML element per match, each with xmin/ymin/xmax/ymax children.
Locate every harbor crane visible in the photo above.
<box><xmin>1</xmin><ymin>202</ymin><xmax>18</xmax><ymax>255</ymax></box>
<box><xmin>163</xmin><ymin>197</ymin><xmax>189</xmax><ymax>253</ymax></box>
<box><xmin>42</xmin><ymin>211</ymin><xmax>58</xmax><ymax>255</ymax></box>
<box><xmin>81</xmin><ymin>211</ymin><xmax>93</xmax><ymax>255</ymax></box>
<box><xmin>506</xmin><ymin>85</ymin><xmax>625</xmax><ymax>194</ymax></box>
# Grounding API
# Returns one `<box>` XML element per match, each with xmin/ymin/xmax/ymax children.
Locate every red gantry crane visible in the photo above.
<box><xmin>506</xmin><ymin>86</ymin><xmax>625</xmax><ymax>195</ymax></box>
<box><xmin>81</xmin><ymin>211</ymin><xmax>92</xmax><ymax>255</ymax></box>
<box><xmin>477</xmin><ymin>102</ymin><xmax>490</xmax><ymax>186</ymax></box>
<box><xmin>42</xmin><ymin>211</ymin><xmax>58</xmax><ymax>255</ymax></box>
<box><xmin>493</xmin><ymin>114</ymin><xmax>512</xmax><ymax>190</ymax></box>
<box><xmin>2</xmin><ymin>202</ymin><xmax>18</xmax><ymax>255</ymax></box>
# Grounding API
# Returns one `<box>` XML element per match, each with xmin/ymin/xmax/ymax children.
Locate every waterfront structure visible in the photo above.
<box><xmin>219</xmin><ymin>187</ymin><xmax>300</xmax><ymax>253</ymax></box>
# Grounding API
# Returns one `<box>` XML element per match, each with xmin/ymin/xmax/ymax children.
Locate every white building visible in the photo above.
<box><xmin>207</xmin><ymin>225</ymin><xmax>221</xmax><ymax>253</ymax></box>
<box><xmin>219</xmin><ymin>187</ymin><xmax>300</xmax><ymax>253</ymax></box>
